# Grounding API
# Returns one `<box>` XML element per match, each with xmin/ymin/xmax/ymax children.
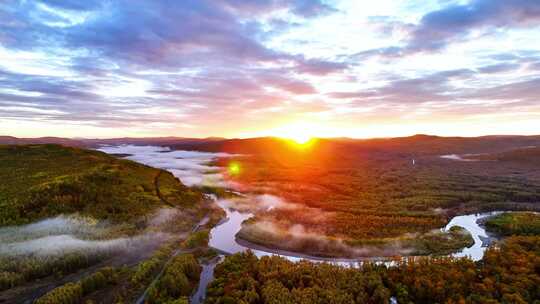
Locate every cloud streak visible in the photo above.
<box><xmin>0</xmin><ymin>0</ymin><xmax>539</xmax><ymax>137</ymax></box>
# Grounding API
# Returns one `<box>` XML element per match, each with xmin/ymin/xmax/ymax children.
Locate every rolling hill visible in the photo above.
<box><xmin>0</xmin><ymin>144</ymin><xmax>203</xmax><ymax>226</ymax></box>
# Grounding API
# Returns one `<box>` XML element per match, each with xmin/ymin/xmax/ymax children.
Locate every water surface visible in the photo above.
<box><xmin>101</xmin><ymin>145</ymin><xmax>521</xmax><ymax>301</ymax></box>
<box><xmin>101</xmin><ymin>145</ymin><xmax>504</xmax><ymax>264</ymax></box>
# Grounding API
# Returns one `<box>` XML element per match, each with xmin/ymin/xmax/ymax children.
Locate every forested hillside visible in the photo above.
<box><xmin>207</xmin><ymin>236</ymin><xmax>540</xmax><ymax>304</ymax></box>
<box><xmin>484</xmin><ymin>212</ymin><xmax>540</xmax><ymax>236</ymax></box>
<box><xmin>221</xmin><ymin>137</ymin><xmax>540</xmax><ymax>257</ymax></box>
<box><xmin>0</xmin><ymin>144</ymin><xmax>216</xmax><ymax>303</ymax></box>
<box><xmin>0</xmin><ymin>144</ymin><xmax>203</xmax><ymax>226</ymax></box>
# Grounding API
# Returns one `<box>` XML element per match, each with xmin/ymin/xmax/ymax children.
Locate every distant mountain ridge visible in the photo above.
<box><xmin>81</xmin><ymin>136</ymin><xmax>225</xmax><ymax>148</ymax></box>
<box><xmin>0</xmin><ymin>136</ymin><xmax>86</xmax><ymax>147</ymax></box>
<box><xmin>2</xmin><ymin>134</ymin><xmax>540</xmax><ymax>156</ymax></box>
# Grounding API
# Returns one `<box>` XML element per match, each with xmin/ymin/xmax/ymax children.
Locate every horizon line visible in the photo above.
<box><xmin>2</xmin><ymin>133</ymin><xmax>540</xmax><ymax>141</ymax></box>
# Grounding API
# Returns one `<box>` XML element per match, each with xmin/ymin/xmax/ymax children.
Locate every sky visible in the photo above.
<box><xmin>1</xmin><ymin>0</ymin><xmax>539</xmax><ymax>139</ymax></box>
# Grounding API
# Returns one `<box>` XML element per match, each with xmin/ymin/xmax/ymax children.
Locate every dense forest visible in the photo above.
<box><xmin>484</xmin><ymin>212</ymin><xmax>540</xmax><ymax>236</ymax></box>
<box><xmin>26</xmin><ymin>246</ymin><xmax>203</xmax><ymax>304</ymax></box>
<box><xmin>0</xmin><ymin>144</ymin><xmax>216</xmax><ymax>303</ymax></box>
<box><xmin>6</xmin><ymin>229</ymin><xmax>216</xmax><ymax>303</ymax></box>
<box><xmin>146</xmin><ymin>254</ymin><xmax>201</xmax><ymax>303</ymax></box>
<box><xmin>0</xmin><ymin>251</ymin><xmax>109</xmax><ymax>292</ymax></box>
<box><xmin>206</xmin><ymin>236</ymin><xmax>540</xmax><ymax>304</ymax></box>
<box><xmin>0</xmin><ymin>144</ymin><xmax>203</xmax><ymax>226</ymax></box>
<box><xmin>1</xmin><ymin>139</ymin><xmax>540</xmax><ymax>303</ymax></box>
<box><xmin>34</xmin><ymin>267</ymin><xmax>121</xmax><ymax>304</ymax></box>
<box><xmin>237</xmin><ymin>220</ymin><xmax>474</xmax><ymax>258</ymax></box>
<box><xmin>217</xmin><ymin>138</ymin><xmax>540</xmax><ymax>256</ymax></box>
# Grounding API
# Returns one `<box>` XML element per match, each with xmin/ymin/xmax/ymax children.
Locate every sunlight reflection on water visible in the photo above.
<box><xmin>101</xmin><ymin>145</ymin><xmax>504</xmax><ymax>266</ymax></box>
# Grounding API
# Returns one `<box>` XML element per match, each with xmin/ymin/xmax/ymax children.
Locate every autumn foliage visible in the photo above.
<box><xmin>206</xmin><ymin>236</ymin><xmax>540</xmax><ymax>304</ymax></box>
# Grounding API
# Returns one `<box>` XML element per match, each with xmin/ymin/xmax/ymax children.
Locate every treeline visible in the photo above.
<box><xmin>206</xmin><ymin>251</ymin><xmax>392</xmax><ymax>304</ymax></box>
<box><xmin>183</xmin><ymin>230</ymin><xmax>210</xmax><ymax>249</ymax></box>
<box><xmin>239</xmin><ymin>221</ymin><xmax>474</xmax><ymax>258</ymax></box>
<box><xmin>253</xmin><ymin>207</ymin><xmax>446</xmax><ymax>240</ymax></box>
<box><xmin>229</xmin><ymin>147</ymin><xmax>540</xmax><ymax>245</ymax></box>
<box><xmin>131</xmin><ymin>244</ymin><xmax>177</xmax><ymax>288</ymax></box>
<box><xmin>35</xmin><ymin>267</ymin><xmax>120</xmax><ymax>304</ymax></box>
<box><xmin>146</xmin><ymin>254</ymin><xmax>201</xmax><ymax>303</ymax></box>
<box><xmin>0</xmin><ymin>252</ymin><xmax>107</xmax><ymax>291</ymax></box>
<box><xmin>484</xmin><ymin>212</ymin><xmax>540</xmax><ymax>236</ymax></box>
<box><xmin>129</xmin><ymin>242</ymin><xmax>206</xmax><ymax>303</ymax></box>
<box><xmin>26</xmin><ymin>245</ymin><xmax>203</xmax><ymax>303</ymax></box>
<box><xmin>206</xmin><ymin>236</ymin><xmax>540</xmax><ymax>304</ymax></box>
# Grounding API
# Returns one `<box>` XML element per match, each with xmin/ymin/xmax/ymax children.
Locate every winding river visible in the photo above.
<box><xmin>207</xmin><ymin>198</ymin><xmax>501</xmax><ymax>264</ymax></box>
<box><xmin>98</xmin><ymin>145</ymin><xmax>509</xmax><ymax>303</ymax></box>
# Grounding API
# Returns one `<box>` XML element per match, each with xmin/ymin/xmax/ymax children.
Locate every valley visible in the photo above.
<box><xmin>1</xmin><ymin>135</ymin><xmax>539</xmax><ymax>303</ymax></box>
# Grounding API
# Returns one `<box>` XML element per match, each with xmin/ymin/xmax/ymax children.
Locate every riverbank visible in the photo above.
<box><xmin>93</xmin><ymin>144</ymin><xmax>540</xmax><ymax>303</ymax></box>
<box><xmin>95</xmin><ymin>145</ymin><xmax>528</xmax><ymax>263</ymax></box>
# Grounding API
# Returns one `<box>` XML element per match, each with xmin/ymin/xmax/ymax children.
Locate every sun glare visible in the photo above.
<box><xmin>273</xmin><ymin>121</ymin><xmax>319</xmax><ymax>145</ymax></box>
<box><xmin>289</xmin><ymin>133</ymin><xmax>312</xmax><ymax>145</ymax></box>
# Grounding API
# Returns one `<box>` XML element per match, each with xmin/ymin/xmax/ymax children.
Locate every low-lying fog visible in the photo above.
<box><xmin>1</xmin><ymin>233</ymin><xmax>170</xmax><ymax>257</ymax></box>
<box><xmin>94</xmin><ymin>146</ymin><xmax>427</xmax><ymax>260</ymax></box>
<box><xmin>98</xmin><ymin>145</ymin><xmax>239</xmax><ymax>188</ymax></box>
<box><xmin>0</xmin><ymin>144</ymin><xmax>498</xmax><ymax>265</ymax></box>
<box><xmin>0</xmin><ymin>215</ymin><xmax>102</xmax><ymax>243</ymax></box>
<box><xmin>0</xmin><ymin>207</ymin><xmax>185</xmax><ymax>257</ymax></box>
<box><xmin>1</xmin><ymin>145</ymin><xmax>236</xmax><ymax>260</ymax></box>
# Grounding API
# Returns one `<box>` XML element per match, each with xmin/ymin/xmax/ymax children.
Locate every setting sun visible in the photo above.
<box><xmin>2</xmin><ymin>0</ymin><xmax>540</xmax><ymax>301</ymax></box>
<box><xmin>268</xmin><ymin>122</ymin><xmax>324</xmax><ymax>145</ymax></box>
<box><xmin>288</xmin><ymin>133</ymin><xmax>312</xmax><ymax>144</ymax></box>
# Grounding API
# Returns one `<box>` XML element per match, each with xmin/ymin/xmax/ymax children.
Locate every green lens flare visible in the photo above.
<box><xmin>228</xmin><ymin>162</ymin><xmax>240</xmax><ymax>175</ymax></box>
